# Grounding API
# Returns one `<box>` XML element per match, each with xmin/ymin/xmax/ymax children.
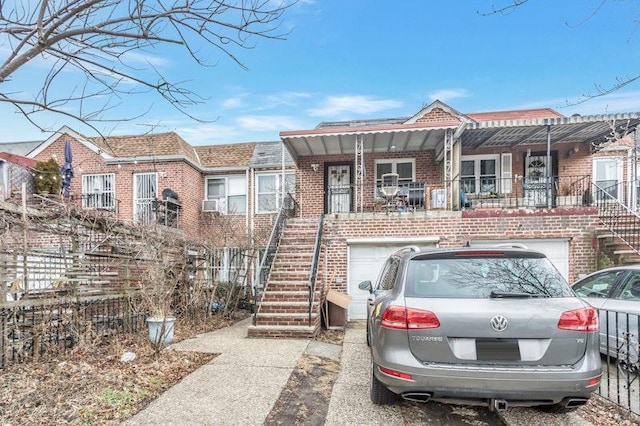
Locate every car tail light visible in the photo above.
<box><xmin>381</xmin><ymin>306</ymin><xmax>440</xmax><ymax>330</ymax></box>
<box><xmin>557</xmin><ymin>307</ymin><xmax>599</xmax><ymax>332</ymax></box>
<box><xmin>379</xmin><ymin>366</ymin><xmax>413</xmax><ymax>381</ymax></box>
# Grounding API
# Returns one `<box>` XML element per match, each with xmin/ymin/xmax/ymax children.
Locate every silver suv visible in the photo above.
<box><xmin>359</xmin><ymin>245</ymin><xmax>601</xmax><ymax>412</ymax></box>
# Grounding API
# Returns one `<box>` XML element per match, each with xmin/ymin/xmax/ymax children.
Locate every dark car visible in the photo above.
<box><xmin>359</xmin><ymin>245</ymin><xmax>601</xmax><ymax>412</ymax></box>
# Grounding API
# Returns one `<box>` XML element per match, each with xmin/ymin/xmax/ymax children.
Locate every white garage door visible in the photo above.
<box><xmin>347</xmin><ymin>239</ymin><xmax>439</xmax><ymax>320</ymax></box>
<box><xmin>470</xmin><ymin>238</ymin><xmax>569</xmax><ymax>281</ymax></box>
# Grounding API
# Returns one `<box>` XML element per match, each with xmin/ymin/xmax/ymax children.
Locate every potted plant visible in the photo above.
<box><xmin>129</xmin><ymin>227</ymin><xmax>183</xmax><ymax>351</ymax></box>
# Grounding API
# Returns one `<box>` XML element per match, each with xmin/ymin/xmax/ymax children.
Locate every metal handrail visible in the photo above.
<box><xmin>307</xmin><ymin>214</ymin><xmax>324</xmax><ymax>326</ymax></box>
<box><xmin>595</xmin><ymin>181</ymin><xmax>640</xmax><ymax>256</ymax></box>
<box><xmin>252</xmin><ymin>193</ymin><xmax>297</xmax><ymax>325</ymax></box>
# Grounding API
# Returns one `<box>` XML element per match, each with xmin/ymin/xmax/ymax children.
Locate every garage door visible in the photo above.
<box><xmin>347</xmin><ymin>239</ymin><xmax>439</xmax><ymax>320</ymax></box>
<box><xmin>470</xmin><ymin>238</ymin><xmax>569</xmax><ymax>281</ymax></box>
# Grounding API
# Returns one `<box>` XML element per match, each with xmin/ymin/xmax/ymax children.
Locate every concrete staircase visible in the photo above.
<box><xmin>597</xmin><ymin>230</ymin><xmax>640</xmax><ymax>265</ymax></box>
<box><xmin>247</xmin><ymin>218</ymin><xmax>323</xmax><ymax>338</ymax></box>
<box><xmin>596</xmin><ymin>212</ymin><xmax>640</xmax><ymax>265</ymax></box>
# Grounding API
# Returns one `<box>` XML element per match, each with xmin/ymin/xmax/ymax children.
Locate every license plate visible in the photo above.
<box><xmin>476</xmin><ymin>338</ymin><xmax>521</xmax><ymax>361</ymax></box>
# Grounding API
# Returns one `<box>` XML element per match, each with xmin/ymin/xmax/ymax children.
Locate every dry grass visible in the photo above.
<box><xmin>0</xmin><ymin>314</ymin><xmax>241</xmax><ymax>425</ymax></box>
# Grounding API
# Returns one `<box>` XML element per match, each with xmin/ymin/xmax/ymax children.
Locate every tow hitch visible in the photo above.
<box><xmin>490</xmin><ymin>398</ymin><xmax>508</xmax><ymax>412</ymax></box>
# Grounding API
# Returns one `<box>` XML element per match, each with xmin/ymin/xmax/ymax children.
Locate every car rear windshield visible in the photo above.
<box><xmin>404</xmin><ymin>252</ymin><xmax>572</xmax><ymax>298</ymax></box>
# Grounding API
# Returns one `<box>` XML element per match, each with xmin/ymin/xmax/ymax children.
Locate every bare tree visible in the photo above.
<box><xmin>481</xmin><ymin>0</ymin><xmax>640</xmax><ymax>103</ymax></box>
<box><xmin>0</xmin><ymin>0</ymin><xmax>294</xmax><ymax>132</ymax></box>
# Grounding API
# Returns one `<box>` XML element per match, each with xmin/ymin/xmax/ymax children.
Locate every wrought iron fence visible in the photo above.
<box><xmin>0</xmin><ymin>295</ymin><xmax>144</xmax><ymax>369</ymax></box>
<box><xmin>597</xmin><ymin>308</ymin><xmax>640</xmax><ymax>415</ymax></box>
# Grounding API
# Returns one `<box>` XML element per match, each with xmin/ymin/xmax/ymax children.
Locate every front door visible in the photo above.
<box><xmin>524</xmin><ymin>151</ymin><xmax>557</xmax><ymax>207</ymax></box>
<box><xmin>134</xmin><ymin>172</ymin><xmax>157</xmax><ymax>224</ymax></box>
<box><xmin>327</xmin><ymin>164</ymin><xmax>351</xmax><ymax>213</ymax></box>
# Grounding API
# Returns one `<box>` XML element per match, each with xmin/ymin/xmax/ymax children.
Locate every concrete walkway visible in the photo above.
<box><xmin>123</xmin><ymin>319</ymin><xmax>594</xmax><ymax>426</ymax></box>
<box><xmin>123</xmin><ymin>318</ymin><xmax>340</xmax><ymax>425</ymax></box>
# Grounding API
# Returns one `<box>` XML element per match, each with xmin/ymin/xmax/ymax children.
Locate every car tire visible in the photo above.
<box><xmin>370</xmin><ymin>362</ymin><xmax>396</xmax><ymax>405</ymax></box>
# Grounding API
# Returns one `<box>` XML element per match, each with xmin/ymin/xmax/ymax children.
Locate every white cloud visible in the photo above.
<box><xmin>307</xmin><ymin>95</ymin><xmax>403</xmax><ymax>117</ymax></box>
<box><xmin>516</xmin><ymin>90</ymin><xmax>640</xmax><ymax>116</ymax></box>
<box><xmin>262</xmin><ymin>91</ymin><xmax>313</xmax><ymax>108</ymax></box>
<box><xmin>175</xmin><ymin>123</ymin><xmax>244</xmax><ymax>145</ymax></box>
<box><xmin>222</xmin><ymin>96</ymin><xmax>245</xmax><ymax>109</ymax></box>
<box><xmin>236</xmin><ymin>115</ymin><xmax>306</xmax><ymax>132</ymax></box>
<box><xmin>120</xmin><ymin>51</ymin><xmax>169</xmax><ymax>67</ymax></box>
<box><xmin>428</xmin><ymin>89</ymin><xmax>471</xmax><ymax>102</ymax></box>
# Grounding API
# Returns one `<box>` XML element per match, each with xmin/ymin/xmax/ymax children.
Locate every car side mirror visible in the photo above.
<box><xmin>358</xmin><ymin>280</ymin><xmax>373</xmax><ymax>293</ymax></box>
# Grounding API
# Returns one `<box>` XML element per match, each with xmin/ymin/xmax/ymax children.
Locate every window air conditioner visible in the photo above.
<box><xmin>202</xmin><ymin>199</ymin><xmax>219</xmax><ymax>212</ymax></box>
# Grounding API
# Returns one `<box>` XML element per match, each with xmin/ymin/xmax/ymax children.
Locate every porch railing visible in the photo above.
<box><xmin>339</xmin><ymin>174</ymin><xmax>594</xmax><ymax>213</ymax></box>
<box><xmin>308</xmin><ymin>215</ymin><xmax>324</xmax><ymax>327</ymax></box>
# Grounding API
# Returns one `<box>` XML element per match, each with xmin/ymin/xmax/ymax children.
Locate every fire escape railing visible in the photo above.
<box><xmin>595</xmin><ymin>181</ymin><xmax>640</xmax><ymax>256</ymax></box>
<box><xmin>252</xmin><ymin>193</ymin><xmax>298</xmax><ymax>325</ymax></box>
<box><xmin>308</xmin><ymin>215</ymin><xmax>324</xmax><ymax>327</ymax></box>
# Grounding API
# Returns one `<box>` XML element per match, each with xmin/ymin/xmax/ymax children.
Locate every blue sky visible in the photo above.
<box><xmin>2</xmin><ymin>0</ymin><xmax>640</xmax><ymax>145</ymax></box>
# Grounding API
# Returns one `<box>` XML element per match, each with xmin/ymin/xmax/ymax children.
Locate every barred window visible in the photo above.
<box><xmin>82</xmin><ymin>174</ymin><xmax>115</xmax><ymax>210</ymax></box>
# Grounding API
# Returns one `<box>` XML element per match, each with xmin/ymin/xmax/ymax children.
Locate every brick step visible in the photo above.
<box><xmin>271</xmin><ymin>263</ymin><xmax>314</xmax><ymax>271</ymax></box>
<box><xmin>259</xmin><ymin>301</ymin><xmax>321</xmax><ymax>314</ymax></box>
<box><xmin>277</xmin><ymin>241</ymin><xmax>315</xmax><ymax>249</ymax></box>
<box><xmin>260</xmin><ymin>290</ymin><xmax>314</xmax><ymax>302</ymax></box>
<box><xmin>269</xmin><ymin>270</ymin><xmax>313</xmax><ymax>278</ymax></box>
<box><xmin>271</xmin><ymin>254</ymin><xmax>313</xmax><ymax>269</ymax></box>
<box><xmin>253</xmin><ymin>312</ymin><xmax>320</xmax><ymax>327</ymax></box>
<box><xmin>247</xmin><ymin>324</ymin><xmax>320</xmax><ymax>339</ymax></box>
<box><xmin>265</xmin><ymin>283</ymin><xmax>312</xmax><ymax>292</ymax></box>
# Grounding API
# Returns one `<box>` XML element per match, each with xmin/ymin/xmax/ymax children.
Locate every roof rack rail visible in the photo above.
<box><xmin>397</xmin><ymin>245</ymin><xmax>421</xmax><ymax>254</ymax></box>
<box><xmin>490</xmin><ymin>243</ymin><xmax>528</xmax><ymax>249</ymax></box>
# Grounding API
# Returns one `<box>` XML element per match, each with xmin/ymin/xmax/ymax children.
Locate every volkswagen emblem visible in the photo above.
<box><xmin>490</xmin><ymin>315</ymin><xmax>508</xmax><ymax>332</ymax></box>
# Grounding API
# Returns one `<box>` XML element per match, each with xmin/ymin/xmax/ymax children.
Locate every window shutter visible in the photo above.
<box><xmin>501</xmin><ymin>153</ymin><xmax>512</xmax><ymax>194</ymax></box>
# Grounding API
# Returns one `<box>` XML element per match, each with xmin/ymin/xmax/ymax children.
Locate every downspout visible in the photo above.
<box><xmin>281</xmin><ymin>142</ymin><xmax>285</xmax><ymax>209</ymax></box>
<box><xmin>250</xmin><ymin>166</ymin><xmax>255</xmax><ymax>288</ymax></box>
<box><xmin>453</xmin><ymin>123</ymin><xmax>467</xmax><ymax>210</ymax></box>
<box><xmin>547</xmin><ymin>125</ymin><xmax>552</xmax><ymax>209</ymax></box>
<box><xmin>632</xmin><ymin>129</ymin><xmax>638</xmax><ymax>211</ymax></box>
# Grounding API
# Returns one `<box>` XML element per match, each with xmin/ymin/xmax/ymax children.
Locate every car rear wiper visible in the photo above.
<box><xmin>490</xmin><ymin>291</ymin><xmax>550</xmax><ymax>299</ymax></box>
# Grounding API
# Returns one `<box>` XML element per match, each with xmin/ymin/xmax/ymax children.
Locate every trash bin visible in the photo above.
<box><xmin>325</xmin><ymin>289</ymin><xmax>352</xmax><ymax>329</ymax></box>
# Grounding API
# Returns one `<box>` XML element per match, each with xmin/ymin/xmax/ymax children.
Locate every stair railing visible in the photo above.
<box><xmin>252</xmin><ymin>193</ymin><xmax>297</xmax><ymax>325</ymax></box>
<box><xmin>595</xmin><ymin>181</ymin><xmax>640</xmax><ymax>256</ymax></box>
<box><xmin>308</xmin><ymin>214</ymin><xmax>324</xmax><ymax>327</ymax></box>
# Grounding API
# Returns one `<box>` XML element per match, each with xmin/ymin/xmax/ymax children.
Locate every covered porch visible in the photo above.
<box><xmin>281</xmin><ymin>111</ymin><xmax>640</xmax><ymax>216</ymax></box>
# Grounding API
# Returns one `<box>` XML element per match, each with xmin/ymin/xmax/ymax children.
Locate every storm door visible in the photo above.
<box><xmin>326</xmin><ymin>164</ymin><xmax>352</xmax><ymax>213</ymax></box>
<box><xmin>524</xmin><ymin>151</ymin><xmax>557</xmax><ymax>207</ymax></box>
<box><xmin>134</xmin><ymin>172</ymin><xmax>158</xmax><ymax>224</ymax></box>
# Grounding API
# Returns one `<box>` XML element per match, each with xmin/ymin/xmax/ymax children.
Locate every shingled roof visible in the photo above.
<box><xmin>90</xmin><ymin>132</ymin><xmax>199</xmax><ymax>163</ymax></box>
<box><xmin>194</xmin><ymin>142</ymin><xmax>257</xmax><ymax>169</ymax></box>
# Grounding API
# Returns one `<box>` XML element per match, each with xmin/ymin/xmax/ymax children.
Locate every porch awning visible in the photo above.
<box><xmin>281</xmin><ymin>112</ymin><xmax>640</xmax><ymax>160</ymax></box>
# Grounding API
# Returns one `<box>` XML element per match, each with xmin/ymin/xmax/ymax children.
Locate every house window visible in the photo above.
<box><xmin>461</xmin><ymin>155</ymin><xmax>499</xmax><ymax>194</ymax></box>
<box><xmin>256</xmin><ymin>173</ymin><xmax>295</xmax><ymax>213</ymax></box>
<box><xmin>594</xmin><ymin>157</ymin><xmax>621</xmax><ymax>201</ymax></box>
<box><xmin>82</xmin><ymin>174</ymin><xmax>115</xmax><ymax>210</ymax></box>
<box><xmin>208</xmin><ymin>247</ymin><xmax>249</xmax><ymax>284</ymax></box>
<box><xmin>205</xmin><ymin>175</ymin><xmax>247</xmax><ymax>214</ymax></box>
<box><xmin>374</xmin><ymin>159</ymin><xmax>415</xmax><ymax>195</ymax></box>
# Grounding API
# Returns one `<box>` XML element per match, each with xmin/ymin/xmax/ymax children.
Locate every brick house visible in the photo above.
<box><xmin>23</xmin><ymin>126</ymin><xmax>295</xmax><ymax>286</ymax></box>
<box><xmin>5</xmin><ymin>100</ymin><xmax>640</xmax><ymax>338</ymax></box>
<box><xmin>259</xmin><ymin>100</ymin><xmax>640</xmax><ymax>336</ymax></box>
